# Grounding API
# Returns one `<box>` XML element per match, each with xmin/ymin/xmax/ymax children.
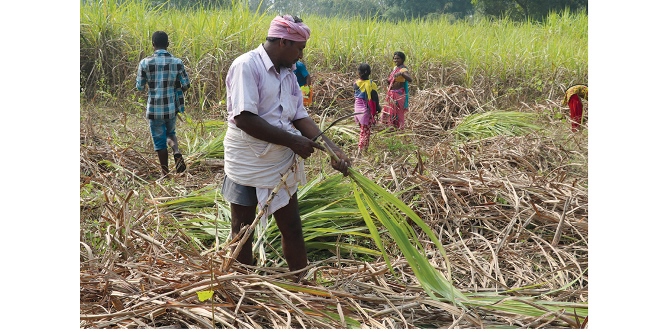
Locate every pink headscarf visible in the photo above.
<box><xmin>267</xmin><ymin>15</ymin><xmax>311</xmax><ymax>42</ymax></box>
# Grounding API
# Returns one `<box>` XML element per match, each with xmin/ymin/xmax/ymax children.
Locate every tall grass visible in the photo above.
<box><xmin>81</xmin><ymin>0</ymin><xmax>587</xmax><ymax>108</ymax></box>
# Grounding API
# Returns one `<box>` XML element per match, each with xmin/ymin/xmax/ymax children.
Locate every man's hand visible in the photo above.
<box><xmin>290</xmin><ymin>135</ymin><xmax>325</xmax><ymax>159</ymax></box>
<box><xmin>329</xmin><ymin>146</ymin><xmax>351</xmax><ymax>176</ymax></box>
<box><xmin>292</xmin><ymin>116</ymin><xmax>351</xmax><ymax>175</ymax></box>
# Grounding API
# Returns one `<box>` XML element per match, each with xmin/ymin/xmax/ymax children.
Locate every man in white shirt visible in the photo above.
<box><xmin>222</xmin><ymin>15</ymin><xmax>351</xmax><ymax>277</ymax></box>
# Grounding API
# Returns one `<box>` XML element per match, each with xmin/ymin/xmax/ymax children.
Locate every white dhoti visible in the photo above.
<box><xmin>223</xmin><ymin>124</ymin><xmax>306</xmax><ymax>221</ymax></box>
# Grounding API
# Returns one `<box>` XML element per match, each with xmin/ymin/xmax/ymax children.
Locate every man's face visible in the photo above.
<box><xmin>279</xmin><ymin>39</ymin><xmax>306</xmax><ymax>68</ymax></box>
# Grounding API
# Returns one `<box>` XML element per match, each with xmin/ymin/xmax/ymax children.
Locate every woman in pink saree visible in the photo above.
<box><xmin>381</xmin><ymin>51</ymin><xmax>412</xmax><ymax>129</ymax></box>
<box><xmin>353</xmin><ymin>63</ymin><xmax>381</xmax><ymax>154</ymax></box>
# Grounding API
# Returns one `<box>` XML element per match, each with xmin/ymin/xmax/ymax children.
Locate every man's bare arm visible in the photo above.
<box><xmin>234</xmin><ymin>111</ymin><xmax>324</xmax><ymax>159</ymax></box>
<box><xmin>293</xmin><ymin>117</ymin><xmax>351</xmax><ymax>175</ymax></box>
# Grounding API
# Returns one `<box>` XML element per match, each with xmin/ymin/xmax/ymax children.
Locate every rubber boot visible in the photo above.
<box><xmin>157</xmin><ymin>149</ymin><xmax>169</xmax><ymax>176</ymax></box>
<box><xmin>174</xmin><ymin>153</ymin><xmax>186</xmax><ymax>173</ymax></box>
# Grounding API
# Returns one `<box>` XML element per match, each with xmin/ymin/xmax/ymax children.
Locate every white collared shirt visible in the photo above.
<box><xmin>222</xmin><ymin>44</ymin><xmax>307</xmax><ymax>203</ymax></box>
<box><xmin>225</xmin><ymin>44</ymin><xmax>308</xmax><ymax>129</ymax></box>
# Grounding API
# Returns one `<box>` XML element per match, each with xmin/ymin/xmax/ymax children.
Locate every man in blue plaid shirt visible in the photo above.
<box><xmin>136</xmin><ymin>31</ymin><xmax>191</xmax><ymax>176</ymax></box>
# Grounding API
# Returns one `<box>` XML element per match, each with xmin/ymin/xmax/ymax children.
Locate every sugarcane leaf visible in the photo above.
<box><xmin>353</xmin><ymin>186</ymin><xmax>393</xmax><ymax>270</ymax></box>
<box><xmin>306</xmin><ymin>242</ymin><xmax>382</xmax><ymax>256</ymax></box>
<box><xmin>348</xmin><ymin>169</ymin><xmax>467</xmax><ymax>303</ymax></box>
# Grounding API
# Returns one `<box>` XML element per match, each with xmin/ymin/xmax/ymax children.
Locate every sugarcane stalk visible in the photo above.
<box><xmin>221</xmin><ymin>157</ymin><xmax>299</xmax><ymax>272</ymax></box>
<box><xmin>222</xmin><ymin>114</ymin><xmax>359</xmax><ymax>272</ymax></box>
<box><xmin>221</xmin><ymin>141</ymin><xmax>344</xmax><ymax>272</ymax></box>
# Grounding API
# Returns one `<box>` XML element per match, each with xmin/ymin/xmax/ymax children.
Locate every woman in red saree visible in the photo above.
<box><xmin>381</xmin><ymin>51</ymin><xmax>412</xmax><ymax>129</ymax></box>
<box><xmin>563</xmin><ymin>84</ymin><xmax>588</xmax><ymax>132</ymax></box>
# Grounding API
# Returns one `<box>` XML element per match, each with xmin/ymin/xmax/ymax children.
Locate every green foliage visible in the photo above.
<box><xmin>462</xmin><ymin>295</ymin><xmax>588</xmax><ymax>323</ymax></box>
<box><xmin>452</xmin><ymin>111</ymin><xmax>541</xmax><ymax>142</ymax></box>
<box><xmin>164</xmin><ymin>173</ymin><xmax>385</xmax><ymax>262</ymax></box>
<box><xmin>160</xmin><ymin>185</ymin><xmax>222</xmax><ymax>210</ymax></box>
<box><xmin>260</xmin><ymin>174</ymin><xmax>383</xmax><ymax>264</ymax></box>
<box><xmin>382</xmin><ymin>0</ymin><xmax>474</xmax><ymax>20</ymax></box>
<box><xmin>494</xmin><ymin>195</ymin><xmax>507</xmax><ymax>205</ymax></box>
<box><xmin>80</xmin><ymin>0</ymin><xmax>269</xmax><ymax>108</ymax></box>
<box><xmin>379</xmin><ymin>132</ymin><xmax>417</xmax><ymax>154</ymax></box>
<box><xmin>80</xmin><ymin>183</ymin><xmax>109</xmax><ymax>253</ymax></box>
<box><xmin>349</xmin><ymin>168</ymin><xmax>467</xmax><ymax>303</ymax></box>
<box><xmin>153</xmin><ymin>0</ymin><xmax>236</xmax><ymax>10</ymax></box>
<box><xmin>177</xmin><ymin>215</ymin><xmax>231</xmax><ymax>247</ymax></box>
<box><xmin>80</xmin><ymin>0</ymin><xmax>587</xmax><ymax>107</ymax></box>
<box><xmin>471</xmin><ymin>0</ymin><xmax>587</xmax><ymax>22</ymax></box>
<box><xmin>159</xmin><ymin>185</ymin><xmax>232</xmax><ymax>246</ymax></box>
<box><xmin>302</xmin><ymin>0</ymin><xmax>386</xmax><ymax>19</ymax></box>
<box><xmin>80</xmin><ymin>183</ymin><xmax>104</xmax><ymax>209</ymax></box>
<box><xmin>180</xmin><ymin>117</ymin><xmax>227</xmax><ymax>164</ymax></box>
<box><xmin>148</xmin><ymin>0</ymin><xmax>587</xmax><ymax>22</ymax></box>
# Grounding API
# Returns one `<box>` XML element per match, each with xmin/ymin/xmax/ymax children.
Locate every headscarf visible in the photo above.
<box><xmin>563</xmin><ymin>85</ymin><xmax>588</xmax><ymax>106</ymax></box>
<box><xmin>267</xmin><ymin>15</ymin><xmax>311</xmax><ymax>42</ymax></box>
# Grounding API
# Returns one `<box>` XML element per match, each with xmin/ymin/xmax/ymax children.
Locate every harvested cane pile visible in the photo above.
<box><xmin>408</xmin><ymin>85</ymin><xmax>482</xmax><ymax>132</ymax></box>
<box><xmin>80</xmin><ymin>77</ymin><xmax>587</xmax><ymax>328</ymax></box>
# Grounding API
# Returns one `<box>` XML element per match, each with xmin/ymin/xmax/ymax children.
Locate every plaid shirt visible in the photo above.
<box><xmin>136</xmin><ymin>49</ymin><xmax>190</xmax><ymax>119</ymax></box>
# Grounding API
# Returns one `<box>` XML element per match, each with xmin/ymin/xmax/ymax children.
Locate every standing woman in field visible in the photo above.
<box><xmin>353</xmin><ymin>63</ymin><xmax>381</xmax><ymax>155</ymax></box>
<box><xmin>381</xmin><ymin>51</ymin><xmax>412</xmax><ymax>129</ymax></box>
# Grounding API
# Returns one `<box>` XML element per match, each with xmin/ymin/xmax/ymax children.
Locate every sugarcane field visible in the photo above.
<box><xmin>79</xmin><ymin>1</ymin><xmax>589</xmax><ymax>329</ymax></box>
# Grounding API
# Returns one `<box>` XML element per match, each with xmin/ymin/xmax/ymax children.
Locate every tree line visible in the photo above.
<box><xmin>138</xmin><ymin>0</ymin><xmax>587</xmax><ymax>22</ymax></box>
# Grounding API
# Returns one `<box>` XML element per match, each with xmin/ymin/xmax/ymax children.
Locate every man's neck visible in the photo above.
<box><xmin>262</xmin><ymin>42</ymin><xmax>281</xmax><ymax>73</ymax></box>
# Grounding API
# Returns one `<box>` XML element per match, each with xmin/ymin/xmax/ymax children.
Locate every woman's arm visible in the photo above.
<box><xmin>397</xmin><ymin>67</ymin><xmax>412</xmax><ymax>82</ymax></box>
